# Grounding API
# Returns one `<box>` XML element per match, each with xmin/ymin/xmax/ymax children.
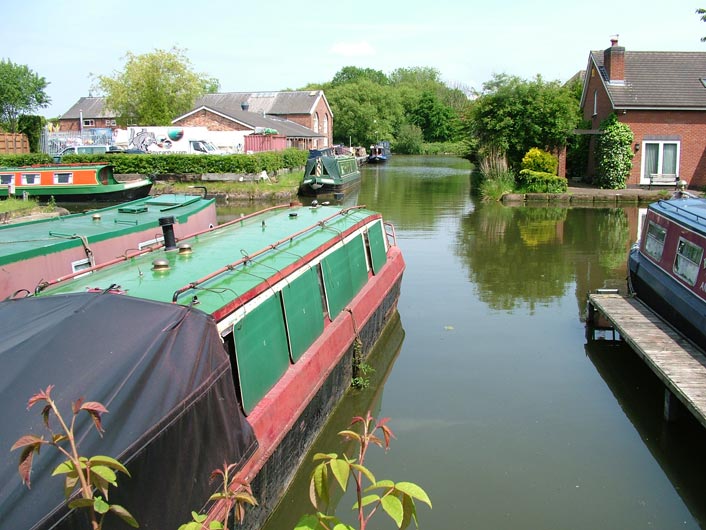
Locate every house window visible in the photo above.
<box><xmin>21</xmin><ymin>173</ymin><xmax>40</xmax><ymax>185</ymax></box>
<box><xmin>644</xmin><ymin>221</ymin><xmax>666</xmax><ymax>261</ymax></box>
<box><xmin>674</xmin><ymin>237</ymin><xmax>703</xmax><ymax>286</ymax></box>
<box><xmin>323</xmin><ymin>114</ymin><xmax>329</xmax><ymax>134</ymax></box>
<box><xmin>313</xmin><ymin>112</ymin><xmax>319</xmax><ymax>133</ymax></box>
<box><xmin>593</xmin><ymin>90</ymin><xmax>598</xmax><ymax>116</ymax></box>
<box><xmin>53</xmin><ymin>172</ymin><xmax>73</xmax><ymax>184</ymax></box>
<box><xmin>642</xmin><ymin>141</ymin><xmax>679</xmax><ymax>182</ymax></box>
<box><xmin>105</xmin><ymin>119</ymin><xmax>116</xmax><ymax>126</ymax></box>
<box><xmin>83</xmin><ymin>119</ymin><xmax>95</xmax><ymax>127</ymax></box>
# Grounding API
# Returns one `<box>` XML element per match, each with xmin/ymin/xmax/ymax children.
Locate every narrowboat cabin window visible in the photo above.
<box><xmin>71</xmin><ymin>258</ymin><xmax>93</xmax><ymax>277</ymax></box>
<box><xmin>53</xmin><ymin>172</ymin><xmax>73</xmax><ymax>184</ymax></box>
<box><xmin>0</xmin><ymin>174</ymin><xmax>12</xmax><ymax>185</ymax></box>
<box><xmin>644</xmin><ymin>221</ymin><xmax>667</xmax><ymax>261</ymax></box>
<box><xmin>642</xmin><ymin>141</ymin><xmax>680</xmax><ymax>181</ymax></box>
<box><xmin>673</xmin><ymin>238</ymin><xmax>703</xmax><ymax>286</ymax></box>
<box><xmin>21</xmin><ymin>173</ymin><xmax>40</xmax><ymax>185</ymax></box>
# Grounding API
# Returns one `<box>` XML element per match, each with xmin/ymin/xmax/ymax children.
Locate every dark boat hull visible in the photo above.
<box><xmin>628</xmin><ymin>245</ymin><xmax>706</xmax><ymax>351</ymax></box>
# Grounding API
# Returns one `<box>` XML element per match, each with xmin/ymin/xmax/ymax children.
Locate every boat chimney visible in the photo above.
<box><xmin>159</xmin><ymin>216</ymin><xmax>177</xmax><ymax>251</ymax></box>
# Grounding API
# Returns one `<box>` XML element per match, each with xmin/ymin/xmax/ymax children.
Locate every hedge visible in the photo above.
<box><xmin>0</xmin><ymin>149</ymin><xmax>309</xmax><ymax>176</ymax></box>
<box><xmin>517</xmin><ymin>169</ymin><xmax>568</xmax><ymax>193</ymax></box>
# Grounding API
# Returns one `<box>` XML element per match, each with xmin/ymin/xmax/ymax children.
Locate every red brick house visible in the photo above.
<box><xmin>580</xmin><ymin>38</ymin><xmax>706</xmax><ymax>188</ymax></box>
<box><xmin>175</xmin><ymin>91</ymin><xmax>333</xmax><ymax>149</ymax></box>
<box><xmin>58</xmin><ymin>97</ymin><xmax>117</xmax><ymax>132</ymax></box>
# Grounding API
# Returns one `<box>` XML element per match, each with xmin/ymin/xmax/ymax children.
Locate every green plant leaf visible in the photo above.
<box><xmin>329</xmin><ymin>458</ymin><xmax>350</xmax><ymax>491</ymax></box>
<box><xmin>368</xmin><ymin>479</ymin><xmax>394</xmax><ymax>490</ymax></box>
<box><xmin>93</xmin><ymin>496</ymin><xmax>110</xmax><ymax>514</ymax></box>
<box><xmin>294</xmin><ymin>513</ymin><xmax>321</xmax><ymax>530</ymax></box>
<box><xmin>395</xmin><ymin>482</ymin><xmax>432</xmax><ymax>507</ymax></box>
<box><xmin>51</xmin><ymin>460</ymin><xmax>75</xmax><ymax>476</ymax></box>
<box><xmin>209</xmin><ymin>522</ymin><xmax>224</xmax><ymax>529</ymax></box>
<box><xmin>68</xmin><ymin>498</ymin><xmax>94</xmax><ymax>509</ymax></box>
<box><xmin>337</xmin><ymin>429</ymin><xmax>361</xmax><ymax>442</ymax></box>
<box><xmin>352</xmin><ymin>494</ymin><xmax>380</xmax><ymax>509</ymax></box>
<box><xmin>90</xmin><ymin>465</ymin><xmax>117</xmax><ymax>486</ymax></box>
<box><xmin>63</xmin><ymin>474</ymin><xmax>79</xmax><ymax>498</ymax></box>
<box><xmin>381</xmin><ymin>494</ymin><xmax>404</xmax><ymax>527</ymax></box>
<box><xmin>349</xmin><ymin>463</ymin><xmax>375</xmax><ymax>484</ymax></box>
<box><xmin>312</xmin><ymin>452</ymin><xmax>337</xmax><ymax>462</ymax></box>
<box><xmin>399</xmin><ymin>493</ymin><xmax>418</xmax><ymax>530</ymax></box>
<box><xmin>109</xmin><ymin>504</ymin><xmax>139</xmax><ymax>528</ymax></box>
<box><xmin>89</xmin><ymin>455</ymin><xmax>130</xmax><ymax>476</ymax></box>
<box><xmin>311</xmin><ymin>462</ymin><xmax>329</xmax><ymax>509</ymax></box>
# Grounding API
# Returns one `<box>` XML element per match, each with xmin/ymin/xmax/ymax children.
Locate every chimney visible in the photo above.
<box><xmin>241</xmin><ymin>101</ymin><xmax>250</xmax><ymax>111</ymax></box>
<box><xmin>603</xmin><ymin>36</ymin><xmax>625</xmax><ymax>83</ymax></box>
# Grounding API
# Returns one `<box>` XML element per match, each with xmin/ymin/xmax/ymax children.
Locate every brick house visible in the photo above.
<box><xmin>175</xmin><ymin>90</ymin><xmax>333</xmax><ymax>150</ymax></box>
<box><xmin>580</xmin><ymin>38</ymin><xmax>706</xmax><ymax>188</ymax></box>
<box><xmin>58</xmin><ymin>97</ymin><xmax>117</xmax><ymax>132</ymax></box>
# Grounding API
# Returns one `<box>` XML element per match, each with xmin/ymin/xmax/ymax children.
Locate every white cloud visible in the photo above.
<box><xmin>329</xmin><ymin>40</ymin><xmax>376</xmax><ymax>58</ymax></box>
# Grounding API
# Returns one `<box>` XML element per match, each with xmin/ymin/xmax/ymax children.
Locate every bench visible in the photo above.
<box><xmin>649</xmin><ymin>173</ymin><xmax>679</xmax><ymax>189</ymax></box>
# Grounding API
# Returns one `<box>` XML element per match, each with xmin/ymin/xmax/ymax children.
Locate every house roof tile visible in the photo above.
<box><xmin>590</xmin><ymin>50</ymin><xmax>706</xmax><ymax>108</ymax></box>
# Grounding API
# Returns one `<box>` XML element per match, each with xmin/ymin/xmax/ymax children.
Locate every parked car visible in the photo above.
<box><xmin>52</xmin><ymin>145</ymin><xmax>110</xmax><ymax>163</ymax></box>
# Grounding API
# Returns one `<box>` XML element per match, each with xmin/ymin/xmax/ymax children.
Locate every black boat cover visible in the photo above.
<box><xmin>0</xmin><ymin>293</ymin><xmax>257</xmax><ymax>530</ymax></box>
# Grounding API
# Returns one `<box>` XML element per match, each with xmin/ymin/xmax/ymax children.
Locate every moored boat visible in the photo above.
<box><xmin>2</xmin><ymin>203</ymin><xmax>404</xmax><ymax>530</ymax></box>
<box><xmin>0</xmin><ymin>163</ymin><xmax>152</xmax><ymax>201</ymax></box>
<box><xmin>367</xmin><ymin>141</ymin><xmax>391</xmax><ymax>164</ymax></box>
<box><xmin>0</xmin><ymin>193</ymin><xmax>217</xmax><ymax>300</ymax></box>
<box><xmin>299</xmin><ymin>154</ymin><xmax>361</xmax><ymax>195</ymax></box>
<box><xmin>628</xmin><ymin>195</ymin><xmax>706</xmax><ymax>351</ymax></box>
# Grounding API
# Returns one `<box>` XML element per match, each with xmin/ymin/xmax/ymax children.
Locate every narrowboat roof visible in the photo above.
<box><xmin>650</xmin><ymin>197</ymin><xmax>706</xmax><ymax>235</ymax></box>
<box><xmin>40</xmin><ymin>204</ymin><xmax>383</xmax><ymax>316</ymax></box>
<box><xmin>0</xmin><ymin>194</ymin><xmax>215</xmax><ymax>267</ymax></box>
<box><xmin>0</xmin><ymin>292</ymin><xmax>257</xmax><ymax>530</ymax></box>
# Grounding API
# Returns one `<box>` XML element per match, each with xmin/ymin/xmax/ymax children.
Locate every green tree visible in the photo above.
<box><xmin>0</xmin><ymin>60</ymin><xmax>50</xmax><ymax>132</ymax></box>
<box><xmin>595</xmin><ymin>113</ymin><xmax>634</xmax><ymax>189</ymax></box>
<box><xmin>94</xmin><ymin>47</ymin><xmax>219</xmax><ymax>126</ymax></box>
<box><xmin>409</xmin><ymin>91</ymin><xmax>459</xmax><ymax>142</ymax></box>
<box><xmin>464</xmin><ymin>73</ymin><xmax>581</xmax><ymax>170</ymax></box>
<box><xmin>18</xmin><ymin>115</ymin><xmax>44</xmax><ymax>152</ymax></box>
<box><xmin>331</xmin><ymin>66</ymin><xmax>389</xmax><ymax>87</ymax></box>
<box><xmin>697</xmin><ymin>8</ymin><xmax>706</xmax><ymax>41</ymax></box>
<box><xmin>393</xmin><ymin>123</ymin><xmax>424</xmax><ymax>154</ymax></box>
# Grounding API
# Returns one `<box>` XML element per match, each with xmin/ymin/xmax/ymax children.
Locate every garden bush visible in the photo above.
<box><xmin>517</xmin><ymin>169</ymin><xmax>568</xmax><ymax>193</ymax></box>
<box><xmin>521</xmin><ymin>148</ymin><xmax>558</xmax><ymax>174</ymax></box>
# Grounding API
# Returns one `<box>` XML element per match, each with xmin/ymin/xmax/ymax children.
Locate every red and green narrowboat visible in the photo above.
<box><xmin>0</xmin><ymin>193</ymin><xmax>216</xmax><ymax>300</ymax></box>
<box><xmin>0</xmin><ymin>163</ymin><xmax>152</xmax><ymax>201</ymax></box>
<box><xmin>1</xmin><ymin>203</ymin><xmax>404</xmax><ymax>530</ymax></box>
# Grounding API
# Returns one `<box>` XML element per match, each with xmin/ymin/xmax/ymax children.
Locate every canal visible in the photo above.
<box><xmin>259</xmin><ymin>155</ymin><xmax>706</xmax><ymax>529</ymax></box>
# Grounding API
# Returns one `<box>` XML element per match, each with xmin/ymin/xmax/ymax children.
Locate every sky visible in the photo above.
<box><xmin>3</xmin><ymin>0</ymin><xmax>705</xmax><ymax>118</ymax></box>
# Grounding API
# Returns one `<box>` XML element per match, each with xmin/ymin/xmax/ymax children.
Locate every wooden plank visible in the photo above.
<box><xmin>588</xmin><ymin>293</ymin><xmax>706</xmax><ymax>429</ymax></box>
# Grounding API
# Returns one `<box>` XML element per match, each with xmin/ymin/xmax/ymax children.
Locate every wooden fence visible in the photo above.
<box><xmin>0</xmin><ymin>133</ymin><xmax>30</xmax><ymax>154</ymax></box>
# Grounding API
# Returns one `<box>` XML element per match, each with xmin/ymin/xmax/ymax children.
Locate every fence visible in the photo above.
<box><xmin>40</xmin><ymin>128</ymin><xmax>116</xmax><ymax>155</ymax></box>
<box><xmin>0</xmin><ymin>133</ymin><xmax>30</xmax><ymax>154</ymax></box>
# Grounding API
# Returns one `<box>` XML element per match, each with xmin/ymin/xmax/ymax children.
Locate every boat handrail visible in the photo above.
<box><xmin>657</xmin><ymin>199</ymin><xmax>706</xmax><ymax>226</ymax></box>
<box><xmin>171</xmin><ymin>206</ymin><xmax>367</xmax><ymax>303</ymax></box>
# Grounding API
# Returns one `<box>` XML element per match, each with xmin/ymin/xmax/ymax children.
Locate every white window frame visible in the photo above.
<box><xmin>640</xmin><ymin>140</ymin><xmax>680</xmax><ymax>185</ymax></box>
<box><xmin>21</xmin><ymin>173</ymin><xmax>41</xmax><ymax>185</ymax></box>
<box><xmin>644</xmin><ymin>221</ymin><xmax>667</xmax><ymax>261</ymax></box>
<box><xmin>53</xmin><ymin>172</ymin><xmax>73</xmax><ymax>184</ymax></box>
<box><xmin>674</xmin><ymin>237</ymin><xmax>703</xmax><ymax>286</ymax></box>
<box><xmin>593</xmin><ymin>90</ymin><xmax>598</xmax><ymax>116</ymax></box>
<box><xmin>83</xmin><ymin>118</ymin><xmax>95</xmax><ymax>127</ymax></box>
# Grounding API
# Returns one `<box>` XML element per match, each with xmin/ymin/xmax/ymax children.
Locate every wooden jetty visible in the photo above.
<box><xmin>587</xmin><ymin>292</ymin><xmax>706</xmax><ymax>428</ymax></box>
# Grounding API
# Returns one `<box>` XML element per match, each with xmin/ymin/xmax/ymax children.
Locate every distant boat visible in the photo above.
<box><xmin>628</xmin><ymin>194</ymin><xmax>706</xmax><ymax>351</ymax></box>
<box><xmin>299</xmin><ymin>153</ymin><xmax>361</xmax><ymax>195</ymax></box>
<box><xmin>0</xmin><ymin>163</ymin><xmax>152</xmax><ymax>201</ymax></box>
<box><xmin>1</xmin><ymin>203</ymin><xmax>405</xmax><ymax>530</ymax></box>
<box><xmin>367</xmin><ymin>141</ymin><xmax>391</xmax><ymax>164</ymax></box>
<box><xmin>0</xmin><ymin>193</ymin><xmax>216</xmax><ymax>299</ymax></box>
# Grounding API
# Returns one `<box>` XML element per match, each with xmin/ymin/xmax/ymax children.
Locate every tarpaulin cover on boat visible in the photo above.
<box><xmin>0</xmin><ymin>292</ymin><xmax>257</xmax><ymax>530</ymax></box>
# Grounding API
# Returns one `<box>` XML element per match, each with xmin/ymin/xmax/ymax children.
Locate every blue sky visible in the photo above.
<box><xmin>3</xmin><ymin>0</ymin><xmax>705</xmax><ymax>118</ymax></box>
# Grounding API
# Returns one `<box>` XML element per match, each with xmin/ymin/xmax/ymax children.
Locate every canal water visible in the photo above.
<box><xmin>259</xmin><ymin>156</ymin><xmax>706</xmax><ymax>530</ymax></box>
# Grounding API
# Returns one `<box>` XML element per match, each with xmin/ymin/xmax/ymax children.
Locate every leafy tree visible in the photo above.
<box><xmin>331</xmin><ymin>66</ymin><xmax>388</xmax><ymax>87</ymax></box>
<box><xmin>0</xmin><ymin>60</ymin><xmax>50</xmax><ymax>132</ymax></box>
<box><xmin>464</xmin><ymin>73</ymin><xmax>581</xmax><ymax>170</ymax></box>
<box><xmin>94</xmin><ymin>47</ymin><xmax>219</xmax><ymax>126</ymax></box>
<box><xmin>698</xmin><ymin>8</ymin><xmax>706</xmax><ymax>41</ymax></box>
<box><xmin>410</xmin><ymin>91</ymin><xmax>459</xmax><ymax>142</ymax></box>
<box><xmin>18</xmin><ymin>115</ymin><xmax>44</xmax><ymax>152</ymax></box>
<box><xmin>393</xmin><ymin>123</ymin><xmax>424</xmax><ymax>154</ymax></box>
<box><xmin>595</xmin><ymin>113</ymin><xmax>634</xmax><ymax>189</ymax></box>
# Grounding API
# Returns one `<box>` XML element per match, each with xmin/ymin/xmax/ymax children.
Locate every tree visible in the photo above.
<box><xmin>94</xmin><ymin>47</ymin><xmax>219</xmax><ymax>126</ymax></box>
<box><xmin>409</xmin><ymin>91</ymin><xmax>459</xmax><ymax>142</ymax></box>
<box><xmin>464</xmin><ymin>73</ymin><xmax>581</xmax><ymax>170</ymax></box>
<box><xmin>0</xmin><ymin>60</ymin><xmax>50</xmax><ymax>132</ymax></box>
<box><xmin>697</xmin><ymin>8</ymin><xmax>706</xmax><ymax>41</ymax></box>
<box><xmin>331</xmin><ymin>66</ymin><xmax>389</xmax><ymax>87</ymax></box>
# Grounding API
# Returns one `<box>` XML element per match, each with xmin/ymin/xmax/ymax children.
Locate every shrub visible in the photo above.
<box><xmin>477</xmin><ymin>151</ymin><xmax>515</xmax><ymax>201</ymax></box>
<box><xmin>517</xmin><ymin>169</ymin><xmax>568</xmax><ymax>193</ymax></box>
<box><xmin>521</xmin><ymin>148</ymin><xmax>558</xmax><ymax>174</ymax></box>
<box><xmin>0</xmin><ymin>153</ymin><xmax>52</xmax><ymax>166</ymax></box>
<box><xmin>595</xmin><ymin>113</ymin><xmax>634</xmax><ymax>189</ymax></box>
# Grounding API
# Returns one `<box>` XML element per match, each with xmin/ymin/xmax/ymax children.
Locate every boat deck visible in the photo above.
<box><xmin>587</xmin><ymin>293</ymin><xmax>706</xmax><ymax>427</ymax></box>
<box><xmin>0</xmin><ymin>194</ymin><xmax>211</xmax><ymax>266</ymax></box>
